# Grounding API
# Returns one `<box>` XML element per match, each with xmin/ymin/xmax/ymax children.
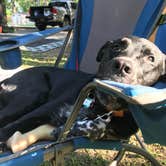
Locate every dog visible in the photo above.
<box><xmin>1</xmin><ymin>36</ymin><xmax>165</xmax><ymax>153</ymax></box>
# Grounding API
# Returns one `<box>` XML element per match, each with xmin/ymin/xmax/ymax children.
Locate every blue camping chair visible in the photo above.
<box><xmin>0</xmin><ymin>0</ymin><xmax>165</xmax><ymax>165</ymax></box>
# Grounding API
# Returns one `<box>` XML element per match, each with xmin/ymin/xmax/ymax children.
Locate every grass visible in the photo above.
<box><xmin>21</xmin><ymin>50</ymin><xmax>67</xmax><ymax>68</ymax></box>
<box><xmin>62</xmin><ymin>134</ymin><xmax>166</xmax><ymax>166</ymax></box>
<box><xmin>20</xmin><ymin>49</ymin><xmax>166</xmax><ymax>166</ymax></box>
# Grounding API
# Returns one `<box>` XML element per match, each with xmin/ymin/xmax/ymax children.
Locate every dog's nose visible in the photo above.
<box><xmin>112</xmin><ymin>59</ymin><xmax>132</xmax><ymax>75</ymax></box>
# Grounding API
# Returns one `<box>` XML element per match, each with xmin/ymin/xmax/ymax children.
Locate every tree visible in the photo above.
<box><xmin>0</xmin><ymin>0</ymin><xmax>7</xmax><ymax>27</ymax></box>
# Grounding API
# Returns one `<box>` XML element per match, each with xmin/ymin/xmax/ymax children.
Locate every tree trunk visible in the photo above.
<box><xmin>0</xmin><ymin>0</ymin><xmax>7</xmax><ymax>27</ymax></box>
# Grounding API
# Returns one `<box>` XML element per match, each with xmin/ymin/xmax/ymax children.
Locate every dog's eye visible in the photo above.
<box><xmin>144</xmin><ymin>49</ymin><xmax>151</xmax><ymax>55</ymax></box>
<box><xmin>111</xmin><ymin>39</ymin><xmax>128</xmax><ymax>52</ymax></box>
<box><xmin>148</xmin><ymin>56</ymin><xmax>155</xmax><ymax>62</ymax></box>
<box><xmin>112</xmin><ymin>43</ymin><xmax>120</xmax><ymax>50</ymax></box>
<box><xmin>144</xmin><ymin>49</ymin><xmax>155</xmax><ymax>62</ymax></box>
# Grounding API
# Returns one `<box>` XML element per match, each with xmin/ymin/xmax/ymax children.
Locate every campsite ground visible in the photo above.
<box><xmin>64</xmin><ymin>133</ymin><xmax>166</xmax><ymax>166</ymax></box>
<box><xmin>0</xmin><ymin>28</ymin><xmax>166</xmax><ymax>166</ymax></box>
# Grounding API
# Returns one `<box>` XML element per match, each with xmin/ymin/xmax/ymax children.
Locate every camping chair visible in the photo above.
<box><xmin>0</xmin><ymin>0</ymin><xmax>165</xmax><ymax>165</ymax></box>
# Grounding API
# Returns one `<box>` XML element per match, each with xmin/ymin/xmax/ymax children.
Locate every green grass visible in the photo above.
<box><xmin>65</xmin><ymin>150</ymin><xmax>111</xmax><ymax>166</ymax></box>
<box><xmin>21</xmin><ymin>50</ymin><xmax>67</xmax><ymax>68</ymax></box>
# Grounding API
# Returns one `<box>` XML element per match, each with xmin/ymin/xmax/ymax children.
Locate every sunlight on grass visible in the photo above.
<box><xmin>63</xmin><ymin>133</ymin><xmax>166</xmax><ymax>166</ymax></box>
<box><xmin>21</xmin><ymin>51</ymin><xmax>67</xmax><ymax>68</ymax></box>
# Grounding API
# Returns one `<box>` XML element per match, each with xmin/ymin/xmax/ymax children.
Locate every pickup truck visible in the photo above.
<box><xmin>26</xmin><ymin>0</ymin><xmax>77</xmax><ymax>31</ymax></box>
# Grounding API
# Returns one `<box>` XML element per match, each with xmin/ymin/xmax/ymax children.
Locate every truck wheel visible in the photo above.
<box><xmin>59</xmin><ymin>17</ymin><xmax>70</xmax><ymax>27</ymax></box>
<box><xmin>36</xmin><ymin>24</ymin><xmax>47</xmax><ymax>31</ymax></box>
<box><xmin>63</xmin><ymin>17</ymin><xmax>70</xmax><ymax>26</ymax></box>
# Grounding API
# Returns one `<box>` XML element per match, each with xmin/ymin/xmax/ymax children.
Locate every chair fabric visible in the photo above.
<box><xmin>143</xmin><ymin>11</ymin><xmax>166</xmax><ymax>145</ymax></box>
<box><xmin>99</xmin><ymin>80</ymin><xmax>166</xmax><ymax>145</ymax></box>
<box><xmin>0</xmin><ymin>150</ymin><xmax>43</xmax><ymax>166</ymax></box>
<box><xmin>133</xmin><ymin>0</ymin><xmax>165</xmax><ymax>37</ymax></box>
<box><xmin>155</xmin><ymin>24</ymin><xmax>166</xmax><ymax>53</ymax></box>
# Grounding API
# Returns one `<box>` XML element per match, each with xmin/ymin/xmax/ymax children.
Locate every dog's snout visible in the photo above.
<box><xmin>112</xmin><ymin>59</ymin><xmax>132</xmax><ymax>75</ymax></box>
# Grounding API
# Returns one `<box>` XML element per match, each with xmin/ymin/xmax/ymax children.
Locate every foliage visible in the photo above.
<box><xmin>5</xmin><ymin>0</ymin><xmax>50</xmax><ymax>13</ymax></box>
<box><xmin>73</xmin><ymin>0</ymin><xmax>79</xmax><ymax>3</ymax></box>
<box><xmin>5</xmin><ymin>0</ymin><xmax>79</xmax><ymax>13</ymax></box>
<box><xmin>6</xmin><ymin>0</ymin><xmax>32</xmax><ymax>12</ymax></box>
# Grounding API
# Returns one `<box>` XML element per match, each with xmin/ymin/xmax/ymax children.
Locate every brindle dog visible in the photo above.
<box><xmin>2</xmin><ymin>36</ymin><xmax>166</xmax><ymax>153</ymax></box>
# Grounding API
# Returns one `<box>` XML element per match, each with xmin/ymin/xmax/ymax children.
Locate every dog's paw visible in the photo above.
<box><xmin>6</xmin><ymin>131</ymin><xmax>29</xmax><ymax>153</ymax></box>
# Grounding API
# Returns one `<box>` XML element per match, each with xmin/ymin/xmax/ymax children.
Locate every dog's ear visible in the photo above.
<box><xmin>96</xmin><ymin>41</ymin><xmax>112</xmax><ymax>62</ymax></box>
<box><xmin>159</xmin><ymin>54</ymin><xmax>166</xmax><ymax>82</ymax></box>
<box><xmin>163</xmin><ymin>55</ymin><xmax>166</xmax><ymax>75</ymax></box>
<box><xmin>164</xmin><ymin>54</ymin><xmax>166</xmax><ymax>75</ymax></box>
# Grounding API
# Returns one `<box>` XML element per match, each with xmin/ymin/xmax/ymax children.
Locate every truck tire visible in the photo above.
<box><xmin>59</xmin><ymin>16</ymin><xmax>70</xmax><ymax>27</ymax></box>
<box><xmin>35</xmin><ymin>23</ymin><xmax>47</xmax><ymax>31</ymax></box>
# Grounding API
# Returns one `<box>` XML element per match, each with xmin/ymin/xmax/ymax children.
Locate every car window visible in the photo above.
<box><xmin>49</xmin><ymin>2</ymin><xmax>67</xmax><ymax>8</ymax></box>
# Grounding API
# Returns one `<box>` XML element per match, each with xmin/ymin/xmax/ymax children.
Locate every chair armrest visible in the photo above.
<box><xmin>57</xmin><ymin>79</ymin><xmax>166</xmax><ymax>142</ymax></box>
<box><xmin>0</xmin><ymin>26</ymin><xmax>72</xmax><ymax>52</ymax></box>
<box><xmin>94</xmin><ymin>79</ymin><xmax>166</xmax><ymax>105</ymax></box>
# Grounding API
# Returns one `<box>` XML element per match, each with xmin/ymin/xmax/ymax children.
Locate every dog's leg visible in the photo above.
<box><xmin>7</xmin><ymin>112</ymin><xmax>113</xmax><ymax>153</ymax></box>
<box><xmin>6</xmin><ymin>124</ymin><xmax>54</xmax><ymax>153</ymax></box>
<box><xmin>0</xmin><ymin>101</ymin><xmax>71</xmax><ymax>141</ymax></box>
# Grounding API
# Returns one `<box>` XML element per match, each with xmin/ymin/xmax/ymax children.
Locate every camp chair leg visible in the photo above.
<box><xmin>53</xmin><ymin>148</ymin><xmax>65</xmax><ymax>166</ymax></box>
<box><xmin>121</xmin><ymin>143</ymin><xmax>161</xmax><ymax>166</ymax></box>
<box><xmin>110</xmin><ymin>149</ymin><xmax>125</xmax><ymax>166</ymax></box>
<box><xmin>135</xmin><ymin>133</ymin><xmax>147</xmax><ymax>150</ymax></box>
<box><xmin>54</xmin><ymin>141</ymin><xmax>74</xmax><ymax>166</ymax></box>
<box><xmin>109</xmin><ymin>143</ymin><xmax>161</xmax><ymax>166</ymax></box>
<box><xmin>55</xmin><ymin>28</ymin><xmax>73</xmax><ymax>67</ymax></box>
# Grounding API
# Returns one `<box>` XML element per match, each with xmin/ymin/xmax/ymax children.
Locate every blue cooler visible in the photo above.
<box><xmin>0</xmin><ymin>40</ymin><xmax>22</xmax><ymax>69</ymax></box>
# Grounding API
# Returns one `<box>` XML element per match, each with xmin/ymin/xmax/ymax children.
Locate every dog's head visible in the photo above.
<box><xmin>96</xmin><ymin>36</ymin><xmax>166</xmax><ymax>86</ymax></box>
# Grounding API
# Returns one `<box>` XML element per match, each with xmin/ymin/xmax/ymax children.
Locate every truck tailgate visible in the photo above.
<box><xmin>29</xmin><ymin>6</ymin><xmax>52</xmax><ymax>17</ymax></box>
